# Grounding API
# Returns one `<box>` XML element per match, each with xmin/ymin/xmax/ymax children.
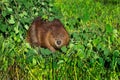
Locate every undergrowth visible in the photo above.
<box><xmin>0</xmin><ymin>0</ymin><xmax>120</xmax><ymax>79</ymax></box>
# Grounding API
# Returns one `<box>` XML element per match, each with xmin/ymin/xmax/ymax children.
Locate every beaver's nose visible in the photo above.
<box><xmin>57</xmin><ymin>40</ymin><xmax>61</xmax><ymax>45</ymax></box>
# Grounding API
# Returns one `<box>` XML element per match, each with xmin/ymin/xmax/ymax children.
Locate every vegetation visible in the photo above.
<box><xmin>0</xmin><ymin>0</ymin><xmax>120</xmax><ymax>79</ymax></box>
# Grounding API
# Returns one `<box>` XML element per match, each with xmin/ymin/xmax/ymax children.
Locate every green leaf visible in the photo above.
<box><xmin>44</xmin><ymin>49</ymin><xmax>52</xmax><ymax>55</ymax></box>
<box><xmin>14</xmin><ymin>22</ymin><xmax>19</xmax><ymax>34</ymax></box>
<box><xmin>24</xmin><ymin>25</ymin><xmax>29</xmax><ymax>30</ymax></box>
<box><xmin>52</xmin><ymin>61</ymin><xmax>57</xmax><ymax>69</ymax></box>
<box><xmin>113</xmin><ymin>50</ymin><xmax>119</xmax><ymax>57</ymax></box>
<box><xmin>105</xmin><ymin>24</ymin><xmax>113</xmax><ymax>33</ymax></box>
<box><xmin>104</xmin><ymin>48</ymin><xmax>110</xmax><ymax>57</ymax></box>
<box><xmin>0</xmin><ymin>24</ymin><xmax>7</xmax><ymax>32</ymax></box>
<box><xmin>32</xmin><ymin>58</ymin><xmax>37</xmax><ymax>65</ymax></box>
<box><xmin>57</xmin><ymin>60</ymin><xmax>64</xmax><ymax>65</ymax></box>
<box><xmin>19</xmin><ymin>11</ymin><xmax>27</xmax><ymax>17</ymax></box>
<box><xmin>8</xmin><ymin>15</ymin><xmax>15</xmax><ymax>24</ymax></box>
<box><xmin>2</xmin><ymin>10</ymin><xmax>7</xmax><ymax>17</ymax></box>
<box><xmin>99</xmin><ymin>57</ymin><xmax>104</xmax><ymax>66</ymax></box>
<box><xmin>40</xmin><ymin>48</ymin><xmax>52</xmax><ymax>55</ymax></box>
<box><xmin>61</xmin><ymin>46</ymin><xmax>67</xmax><ymax>53</ymax></box>
<box><xmin>7</xmin><ymin>7</ymin><xmax>13</xmax><ymax>13</ymax></box>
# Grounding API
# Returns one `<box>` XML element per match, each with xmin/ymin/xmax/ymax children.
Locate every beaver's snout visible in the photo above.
<box><xmin>56</xmin><ymin>40</ymin><xmax>61</xmax><ymax>45</ymax></box>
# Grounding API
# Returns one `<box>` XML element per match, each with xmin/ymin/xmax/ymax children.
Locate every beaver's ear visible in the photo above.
<box><xmin>48</xmin><ymin>26</ymin><xmax>56</xmax><ymax>32</ymax></box>
<box><xmin>53</xmin><ymin>19</ymin><xmax>61</xmax><ymax>24</ymax></box>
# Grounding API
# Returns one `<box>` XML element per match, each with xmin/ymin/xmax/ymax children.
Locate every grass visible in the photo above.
<box><xmin>0</xmin><ymin>0</ymin><xmax>120</xmax><ymax>79</ymax></box>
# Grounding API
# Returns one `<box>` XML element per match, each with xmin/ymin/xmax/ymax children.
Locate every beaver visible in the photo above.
<box><xmin>26</xmin><ymin>17</ymin><xmax>69</xmax><ymax>52</ymax></box>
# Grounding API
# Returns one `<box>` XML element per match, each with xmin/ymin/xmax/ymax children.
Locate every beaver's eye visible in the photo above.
<box><xmin>51</xmin><ymin>33</ymin><xmax>56</xmax><ymax>37</ymax></box>
<box><xmin>56</xmin><ymin>33</ymin><xmax>59</xmax><ymax>35</ymax></box>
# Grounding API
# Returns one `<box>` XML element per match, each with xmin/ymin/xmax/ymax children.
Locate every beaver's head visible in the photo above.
<box><xmin>49</xmin><ymin>19</ymin><xmax>69</xmax><ymax>49</ymax></box>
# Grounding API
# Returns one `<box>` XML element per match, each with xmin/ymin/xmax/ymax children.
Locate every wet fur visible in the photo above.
<box><xmin>26</xmin><ymin>17</ymin><xmax>69</xmax><ymax>52</ymax></box>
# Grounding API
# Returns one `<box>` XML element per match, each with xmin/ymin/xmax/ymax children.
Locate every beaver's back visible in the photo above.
<box><xmin>26</xmin><ymin>17</ymin><xmax>69</xmax><ymax>52</ymax></box>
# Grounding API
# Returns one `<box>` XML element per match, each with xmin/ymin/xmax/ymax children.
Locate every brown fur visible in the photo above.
<box><xmin>26</xmin><ymin>17</ymin><xmax>69</xmax><ymax>52</ymax></box>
